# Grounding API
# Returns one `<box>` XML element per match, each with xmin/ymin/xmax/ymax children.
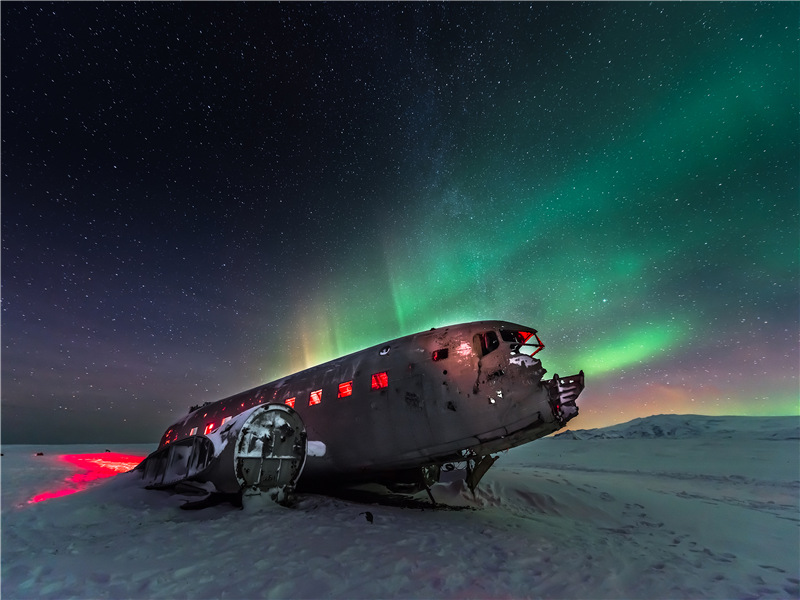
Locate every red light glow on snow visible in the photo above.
<box><xmin>27</xmin><ymin>453</ymin><xmax>146</xmax><ymax>504</ymax></box>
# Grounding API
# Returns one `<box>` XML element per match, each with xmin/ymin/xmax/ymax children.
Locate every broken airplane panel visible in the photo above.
<box><xmin>137</xmin><ymin>320</ymin><xmax>584</xmax><ymax>505</ymax></box>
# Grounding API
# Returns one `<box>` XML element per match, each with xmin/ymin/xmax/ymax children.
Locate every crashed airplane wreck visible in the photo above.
<box><xmin>136</xmin><ymin>320</ymin><xmax>584</xmax><ymax>507</ymax></box>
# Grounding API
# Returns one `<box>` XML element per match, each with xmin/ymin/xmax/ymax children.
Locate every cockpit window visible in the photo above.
<box><xmin>500</xmin><ymin>330</ymin><xmax>534</xmax><ymax>347</ymax></box>
<box><xmin>500</xmin><ymin>330</ymin><xmax>524</xmax><ymax>344</ymax></box>
<box><xmin>501</xmin><ymin>330</ymin><xmax>545</xmax><ymax>356</ymax></box>
<box><xmin>475</xmin><ymin>331</ymin><xmax>500</xmax><ymax>356</ymax></box>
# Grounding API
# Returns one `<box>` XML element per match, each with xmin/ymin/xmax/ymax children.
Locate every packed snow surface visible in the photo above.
<box><xmin>2</xmin><ymin>415</ymin><xmax>798</xmax><ymax>599</ymax></box>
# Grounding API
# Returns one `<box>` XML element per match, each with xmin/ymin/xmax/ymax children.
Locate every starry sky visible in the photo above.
<box><xmin>2</xmin><ymin>2</ymin><xmax>798</xmax><ymax>444</ymax></box>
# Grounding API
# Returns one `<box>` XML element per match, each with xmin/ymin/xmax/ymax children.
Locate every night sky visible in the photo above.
<box><xmin>2</xmin><ymin>2</ymin><xmax>797</xmax><ymax>444</ymax></box>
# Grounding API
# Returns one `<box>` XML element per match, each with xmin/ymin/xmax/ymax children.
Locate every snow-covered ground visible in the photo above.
<box><xmin>2</xmin><ymin>414</ymin><xmax>798</xmax><ymax>599</ymax></box>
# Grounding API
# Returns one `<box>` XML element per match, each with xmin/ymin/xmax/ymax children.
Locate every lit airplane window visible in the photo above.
<box><xmin>371</xmin><ymin>372</ymin><xmax>388</xmax><ymax>390</ymax></box>
<box><xmin>338</xmin><ymin>381</ymin><xmax>353</xmax><ymax>398</ymax></box>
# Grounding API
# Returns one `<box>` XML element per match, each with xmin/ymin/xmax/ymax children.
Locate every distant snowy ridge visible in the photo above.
<box><xmin>554</xmin><ymin>414</ymin><xmax>800</xmax><ymax>440</ymax></box>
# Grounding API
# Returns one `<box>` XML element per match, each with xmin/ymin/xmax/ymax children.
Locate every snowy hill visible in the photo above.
<box><xmin>554</xmin><ymin>414</ymin><xmax>800</xmax><ymax>440</ymax></box>
<box><xmin>2</xmin><ymin>415</ymin><xmax>799</xmax><ymax>599</ymax></box>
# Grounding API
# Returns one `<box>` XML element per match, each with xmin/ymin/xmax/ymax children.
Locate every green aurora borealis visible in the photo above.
<box><xmin>281</xmin><ymin>4</ymin><xmax>798</xmax><ymax>425</ymax></box>
<box><xmin>2</xmin><ymin>2</ymin><xmax>797</xmax><ymax>442</ymax></box>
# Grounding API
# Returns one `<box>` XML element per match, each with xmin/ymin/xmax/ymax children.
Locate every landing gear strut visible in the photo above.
<box><xmin>420</xmin><ymin>464</ymin><xmax>440</xmax><ymax>505</ymax></box>
<box><xmin>465</xmin><ymin>454</ymin><xmax>499</xmax><ymax>494</ymax></box>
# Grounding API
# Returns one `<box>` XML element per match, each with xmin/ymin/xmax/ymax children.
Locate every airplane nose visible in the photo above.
<box><xmin>544</xmin><ymin>371</ymin><xmax>584</xmax><ymax>424</ymax></box>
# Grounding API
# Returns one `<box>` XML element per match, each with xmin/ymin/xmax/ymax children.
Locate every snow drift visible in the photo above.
<box><xmin>2</xmin><ymin>414</ymin><xmax>798</xmax><ymax>599</ymax></box>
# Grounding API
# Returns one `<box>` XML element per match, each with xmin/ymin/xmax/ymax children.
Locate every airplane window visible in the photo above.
<box><xmin>500</xmin><ymin>330</ymin><xmax>534</xmax><ymax>350</ymax></box>
<box><xmin>432</xmin><ymin>348</ymin><xmax>449</xmax><ymax>361</ymax></box>
<box><xmin>309</xmin><ymin>389</ymin><xmax>323</xmax><ymax>406</ymax></box>
<box><xmin>204</xmin><ymin>423</ymin><xmax>216</xmax><ymax>435</ymax></box>
<box><xmin>189</xmin><ymin>427</ymin><xmax>198</xmax><ymax>436</ymax></box>
<box><xmin>476</xmin><ymin>331</ymin><xmax>500</xmax><ymax>356</ymax></box>
<box><xmin>284</xmin><ymin>397</ymin><xmax>296</xmax><ymax>408</ymax></box>
<box><xmin>371</xmin><ymin>371</ymin><xmax>388</xmax><ymax>390</ymax></box>
<box><xmin>221</xmin><ymin>416</ymin><xmax>232</xmax><ymax>426</ymax></box>
<box><xmin>500</xmin><ymin>330</ymin><xmax>520</xmax><ymax>343</ymax></box>
<box><xmin>500</xmin><ymin>330</ymin><xmax>544</xmax><ymax>356</ymax></box>
<box><xmin>338</xmin><ymin>381</ymin><xmax>353</xmax><ymax>398</ymax></box>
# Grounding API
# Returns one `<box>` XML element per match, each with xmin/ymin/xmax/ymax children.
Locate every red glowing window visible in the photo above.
<box><xmin>338</xmin><ymin>381</ymin><xmax>353</xmax><ymax>398</ymax></box>
<box><xmin>285</xmin><ymin>397</ymin><xmax>296</xmax><ymax>408</ymax></box>
<box><xmin>189</xmin><ymin>427</ymin><xmax>198</xmax><ymax>436</ymax></box>
<box><xmin>221</xmin><ymin>416</ymin><xmax>231</xmax><ymax>426</ymax></box>
<box><xmin>500</xmin><ymin>330</ymin><xmax>544</xmax><ymax>356</ymax></box>
<box><xmin>371</xmin><ymin>371</ymin><xmax>388</xmax><ymax>390</ymax></box>
<box><xmin>477</xmin><ymin>331</ymin><xmax>500</xmax><ymax>356</ymax></box>
<box><xmin>309</xmin><ymin>389</ymin><xmax>322</xmax><ymax>406</ymax></box>
<box><xmin>204</xmin><ymin>423</ymin><xmax>216</xmax><ymax>435</ymax></box>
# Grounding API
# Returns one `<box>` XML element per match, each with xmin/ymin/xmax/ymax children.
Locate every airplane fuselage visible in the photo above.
<box><xmin>150</xmin><ymin>320</ymin><xmax>583</xmax><ymax>492</ymax></box>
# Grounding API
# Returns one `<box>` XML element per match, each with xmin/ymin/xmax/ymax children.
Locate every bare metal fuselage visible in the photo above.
<box><xmin>142</xmin><ymin>320</ymin><xmax>583</xmax><ymax>496</ymax></box>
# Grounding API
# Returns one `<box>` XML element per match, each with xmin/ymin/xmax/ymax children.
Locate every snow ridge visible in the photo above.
<box><xmin>554</xmin><ymin>414</ymin><xmax>799</xmax><ymax>440</ymax></box>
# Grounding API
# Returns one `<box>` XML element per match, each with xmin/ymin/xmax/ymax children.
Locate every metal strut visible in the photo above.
<box><xmin>420</xmin><ymin>464</ymin><xmax>440</xmax><ymax>506</ymax></box>
<box><xmin>465</xmin><ymin>454</ymin><xmax>499</xmax><ymax>495</ymax></box>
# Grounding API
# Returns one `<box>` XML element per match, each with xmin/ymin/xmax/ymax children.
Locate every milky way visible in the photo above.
<box><xmin>2</xmin><ymin>3</ymin><xmax>797</xmax><ymax>443</ymax></box>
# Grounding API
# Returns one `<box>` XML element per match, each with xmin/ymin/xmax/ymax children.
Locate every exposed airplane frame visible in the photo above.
<box><xmin>136</xmin><ymin>320</ymin><xmax>584</xmax><ymax>506</ymax></box>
